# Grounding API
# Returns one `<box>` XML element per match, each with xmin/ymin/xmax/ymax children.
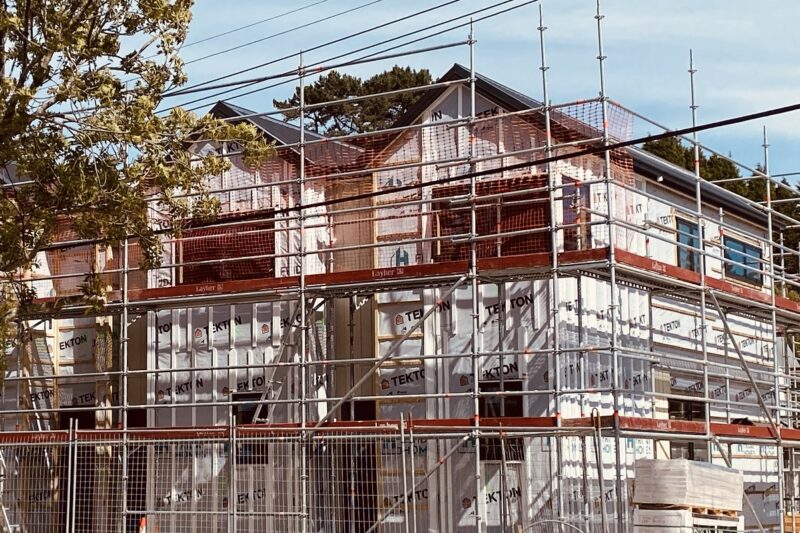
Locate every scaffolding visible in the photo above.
<box><xmin>3</xmin><ymin>3</ymin><xmax>800</xmax><ymax>532</ymax></box>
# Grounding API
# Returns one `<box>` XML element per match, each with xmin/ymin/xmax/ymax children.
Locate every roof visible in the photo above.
<box><xmin>629</xmin><ymin>147</ymin><xmax>772</xmax><ymax>227</ymax></box>
<box><xmin>209</xmin><ymin>101</ymin><xmax>328</xmax><ymax>146</ymax></box>
<box><xmin>392</xmin><ymin>64</ymin><xmax>774</xmax><ymax>228</ymax></box>
<box><xmin>395</xmin><ymin>63</ymin><xmax>540</xmax><ymax>128</ymax></box>
<box><xmin>208</xmin><ymin>101</ymin><xmax>365</xmax><ymax>169</ymax></box>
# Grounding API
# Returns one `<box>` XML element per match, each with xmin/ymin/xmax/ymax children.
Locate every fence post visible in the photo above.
<box><xmin>64</xmin><ymin>420</ymin><xmax>73</xmax><ymax>533</ymax></box>
<box><xmin>400</xmin><ymin>414</ymin><xmax>410</xmax><ymax>533</ymax></box>
<box><xmin>229</xmin><ymin>405</ymin><xmax>237</xmax><ymax>532</ymax></box>
<box><xmin>66</xmin><ymin>419</ymin><xmax>78</xmax><ymax>533</ymax></box>
<box><xmin>408</xmin><ymin>418</ymin><xmax>419</xmax><ymax>533</ymax></box>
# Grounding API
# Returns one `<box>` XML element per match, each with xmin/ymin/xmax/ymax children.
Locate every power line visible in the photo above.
<box><xmin>59</xmin><ymin>0</ymin><xmax>522</xmax><ymax>119</ymax></box>
<box><xmin>162</xmin><ymin>0</ymin><xmax>531</xmax><ymax>112</ymax></box>
<box><xmin>176</xmin><ymin>40</ymin><xmax>468</xmax><ymax>114</ymax></box>
<box><xmin>165</xmin><ymin>0</ymin><xmax>465</xmax><ymax>97</ymax></box>
<box><xmin>39</xmin><ymin>0</ymin><xmax>334</xmax><ymax>93</ymax></box>
<box><xmin>182</xmin><ymin>0</ymin><xmax>387</xmax><ymax>67</ymax></box>
<box><xmin>181</xmin><ymin>0</ymin><xmax>331</xmax><ymax>51</ymax></box>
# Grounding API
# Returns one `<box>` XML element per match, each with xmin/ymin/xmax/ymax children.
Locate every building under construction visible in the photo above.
<box><xmin>2</xmin><ymin>10</ymin><xmax>800</xmax><ymax>533</ymax></box>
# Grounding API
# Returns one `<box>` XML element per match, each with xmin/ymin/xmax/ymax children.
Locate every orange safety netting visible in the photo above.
<box><xmin>34</xmin><ymin>101</ymin><xmax>637</xmax><ymax>299</ymax></box>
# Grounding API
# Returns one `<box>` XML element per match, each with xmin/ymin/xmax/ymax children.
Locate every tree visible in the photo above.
<box><xmin>0</xmin><ymin>1</ymin><xmax>272</xmax><ymax>359</ymax></box>
<box><xmin>642</xmin><ymin>138</ymin><xmax>745</xmax><ymax>195</ymax></box>
<box><xmin>273</xmin><ymin>65</ymin><xmax>432</xmax><ymax>136</ymax></box>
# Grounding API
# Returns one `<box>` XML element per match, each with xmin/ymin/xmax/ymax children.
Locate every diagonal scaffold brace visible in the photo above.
<box><xmin>707</xmin><ymin>290</ymin><xmax>781</xmax><ymax>440</ymax></box>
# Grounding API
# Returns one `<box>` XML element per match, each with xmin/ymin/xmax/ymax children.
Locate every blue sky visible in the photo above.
<box><xmin>172</xmin><ymin>0</ymin><xmax>800</xmax><ymax>180</ymax></box>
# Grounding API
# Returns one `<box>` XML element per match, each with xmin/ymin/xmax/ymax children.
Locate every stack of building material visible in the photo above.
<box><xmin>633</xmin><ymin>459</ymin><xmax>743</xmax><ymax>512</ymax></box>
<box><xmin>633</xmin><ymin>459</ymin><xmax>744</xmax><ymax>533</ymax></box>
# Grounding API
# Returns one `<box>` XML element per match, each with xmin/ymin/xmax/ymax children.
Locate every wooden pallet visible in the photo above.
<box><xmin>691</xmin><ymin>507</ymin><xmax>738</xmax><ymax>518</ymax></box>
<box><xmin>636</xmin><ymin>504</ymin><xmax>739</xmax><ymax>519</ymax></box>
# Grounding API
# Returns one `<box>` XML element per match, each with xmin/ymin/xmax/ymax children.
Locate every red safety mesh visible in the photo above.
<box><xmin>39</xmin><ymin>223</ymin><xmax>120</xmax><ymax>298</ymax></box>
<box><xmin>432</xmin><ymin>175</ymin><xmax>551</xmax><ymax>262</ymax></box>
<box><xmin>32</xmin><ymin>100</ymin><xmax>641</xmax><ymax>299</ymax></box>
<box><xmin>178</xmin><ymin>209</ymin><xmax>275</xmax><ymax>285</ymax></box>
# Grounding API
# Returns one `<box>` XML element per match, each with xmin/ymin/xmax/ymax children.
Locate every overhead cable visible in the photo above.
<box><xmin>165</xmin><ymin>0</ymin><xmax>464</xmax><ymax>97</ymax></box>
<box><xmin>183</xmin><ymin>0</ymin><xmax>387</xmax><ymax>66</ymax></box>
<box><xmin>181</xmin><ymin>0</ymin><xmax>331</xmax><ymax>51</ymax></box>
<box><xmin>163</xmin><ymin>0</ymin><xmax>533</xmax><ymax>112</ymax></box>
<box><xmin>36</xmin><ymin>98</ymin><xmax>800</xmax><ymax>252</ymax></box>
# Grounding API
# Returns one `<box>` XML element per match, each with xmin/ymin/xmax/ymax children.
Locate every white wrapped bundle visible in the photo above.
<box><xmin>633</xmin><ymin>509</ymin><xmax>693</xmax><ymax>533</ymax></box>
<box><xmin>633</xmin><ymin>459</ymin><xmax>743</xmax><ymax>512</ymax></box>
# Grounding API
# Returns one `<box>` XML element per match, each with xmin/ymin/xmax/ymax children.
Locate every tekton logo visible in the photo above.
<box><xmin>395</xmin><ymin>315</ymin><xmax>404</xmax><ymax>326</ymax></box>
<box><xmin>462</xmin><ymin>498</ymin><xmax>472</xmax><ymax>510</ymax></box>
<box><xmin>59</xmin><ymin>333</ymin><xmax>89</xmax><ymax>351</ymax></box>
<box><xmin>261</xmin><ymin>323</ymin><xmax>270</xmax><ymax>335</ymax></box>
<box><xmin>381</xmin><ymin>379</ymin><xmax>390</xmax><ymax>390</ymax></box>
<box><xmin>194</xmin><ymin>328</ymin><xmax>203</xmax><ymax>339</ymax></box>
<box><xmin>459</xmin><ymin>375</ymin><xmax>470</xmax><ymax>387</ymax></box>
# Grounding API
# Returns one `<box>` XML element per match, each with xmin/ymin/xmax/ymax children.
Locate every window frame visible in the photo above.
<box><xmin>478</xmin><ymin>380</ymin><xmax>525</xmax><ymax>461</ymax></box>
<box><xmin>675</xmin><ymin>217</ymin><xmax>701</xmax><ymax>273</ymax></box>
<box><xmin>723</xmin><ymin>236</ymin><xmax>763</xmax><ymax>286</ymax></box>
<box><xmin>675</xmin><ymin>216</ymin><xmax>702</xmax><ymax>272</ymax></box>
<box><xmin>562</xmin><ymin>176</ymin><xmax>592</xmax><ymax>252</ymax></box>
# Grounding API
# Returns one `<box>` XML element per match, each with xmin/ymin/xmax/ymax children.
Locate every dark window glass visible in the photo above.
<box><xmin>724</xmin><ymin>237</ymin><xmax>762</xmax><ymax>285</ymax></box>
<box><xmin>668</xmin><ymin>399</ymin><xmax>708</xmax><ymax>462</ymax></box>
<box><xmin>676</xmin><ymin>218</ymin><xmax>700</xmax><ymax>272</ymax></box>
<box><xmin>670</xmin><ymin>441</ymin><xmax>708</xmax><ymax>462</ymax></box>
<box><xmin>479</xmin><ymin>381</ymin><xmax>524</xmax><ymax>461</ymax></box>
<box><xmin>233</xmin><ymin>392</ymin><xmax>268</xmax><ymax>465</ymax></box>
<box><xmin>563</xmin><ymin>177</ymin><xmax>592</xmax><ymax>251</ymax></box>
<box><xmin>668</xmin><ymin>398</ymin><xmax>706</xmax><ymax>422</ymax></box>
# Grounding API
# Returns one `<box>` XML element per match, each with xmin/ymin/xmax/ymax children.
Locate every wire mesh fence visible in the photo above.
<box><xmin>0</xmin><ymin>425</ymin><xmax>603</xmax><ymax>533</ymax></box>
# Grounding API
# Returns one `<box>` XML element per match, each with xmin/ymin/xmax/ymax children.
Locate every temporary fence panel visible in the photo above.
<box><xmin>724</xmin><ymin>445</ymin><xmax>781</xmax><ymax>531</ymax></box>
<box><xmin>1</xmin><ymin>438</ymin><xmax>71</xmax><ymax>533</ymax></box>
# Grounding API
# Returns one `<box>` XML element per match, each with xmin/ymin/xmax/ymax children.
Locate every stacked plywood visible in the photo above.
<box><xmin>633</xmin><ymin>459</ymin><xmax>743</xmax><ymax>512</ymax></box>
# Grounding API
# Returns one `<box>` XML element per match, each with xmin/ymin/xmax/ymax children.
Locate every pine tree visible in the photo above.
<box><xmin>274</xmin><ymin>66</ymin><xmax>432</xmax><ymax>136</ymax></box>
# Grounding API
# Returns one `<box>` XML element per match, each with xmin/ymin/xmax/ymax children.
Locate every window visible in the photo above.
<box><xmin>670</xmin><ymin>441</ymin><xmax>708</xmax><ymax>462</ymax></box>
<box><xmin>724</xmin><ymin>237</ymin><xmax>762</xmax><ymax>285</ymax></box>
<box><xmin>668</xmin><ymin>398</ymin><xmax>705</xmax><ymax>422</ymax></box>
<box><xmin>562</xmin><ymin>177</ymin><xmax>592</xmax><ymax>251</ymax></box>
<box><xmin>668</xmin><ymin>399</ymin><xmax>708</xmax><ymax>462</ymax></box>
<box><xmin>479</xmin><ymin>381</ymin><xmax>524</xmax><ymax>461</ymax></box>
<box><xmin>675</xmin><ymin>218</ymin><xmax>700</xmax><ymax>272</ymax></box>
